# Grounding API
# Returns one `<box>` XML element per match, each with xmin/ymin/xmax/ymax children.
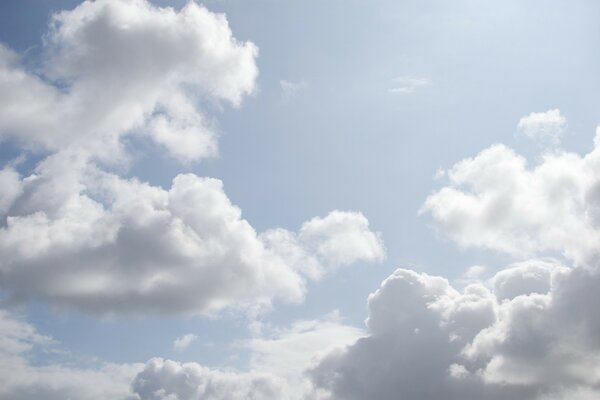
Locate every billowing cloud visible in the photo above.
<box><xmin>421</xmin><ymin>127</ymin><xmax>600</xmax><ymax>265</ymax></box>
<box><xmin>0</xmin><ymin>0</ymin><xmax>384</xmax><ymax>316</ymax></box>
<box><xmin>310</xmin><ymin>261</ymin><xmax>600</xmax><ymax>400</ymax></box>
<box><xmin>129</xmin><ymin>358</ymin><xmax>286</xmax><ymax>400</ymax></box>
<box><xmin>517</xmin><ymin>109</ymin><xmax>567</xmax><ymax>147</ymax></box>
<box><xmin>310</xmin><ymin>123</ymin><xmax>600</xmax><ymax>400</ymax></box>
<box><xmin>0</xmin><ymin>0</ymin><xmax>258</xmax><ymax>161</ymax></box>
<box><xmin>0</xmin><ymin>151</ymin><xmax>384</xmax><ymax>315</ymax></box>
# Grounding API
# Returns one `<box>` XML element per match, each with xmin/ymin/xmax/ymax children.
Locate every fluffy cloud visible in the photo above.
<box><xmin>129</xmin><ymin>358</ymin><xmax>286</xmax><ymax>400</ymax></box>
<box><xmin>421</xmin><ymin>127</ymin><xmax>600</xmax><ymax>265</ymax></box>
<box><xmin>0</xmin><ymin>0</ymin><xmax>258</xmax><ymax>161</ymax></box>
<box><xmin>311</xmin><ymin>123</ymin><xmax>600</xmax><ymax>400</ymax></box>
<box><xmin>0</xmin><ymin>0</ymin><xmax>384</xmax><ymax>316</ymax></box>
<box><xmin>0</xmin><ymin>150</ymin><xmax>384</xmax><ymax>315</ymax></box>
<box><xmin>0</xmin><ymin>310</ymin><xmax>141</xmax><ymax>400</ymax></box>
<box><xmin>310</xmin><ymin>261</ymin><xmax>600</xmax><ymax>400</ymax></box>
<box><xmin>517</xmin><ymin>109</ymin><xmax>567</xmax><ymax>147</ymax></box>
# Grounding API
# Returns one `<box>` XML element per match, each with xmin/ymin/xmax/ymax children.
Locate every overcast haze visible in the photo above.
<box><xmin>1</xmin><ymin>1</ymin><xmax>600</xmax><ymax>399</ymax></box>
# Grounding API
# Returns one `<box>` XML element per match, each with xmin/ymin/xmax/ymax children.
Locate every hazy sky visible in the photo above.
<box><xmin>1</xmin><ymin>1</ymin><xmax>600</xmax><ymax>399</ymax></box>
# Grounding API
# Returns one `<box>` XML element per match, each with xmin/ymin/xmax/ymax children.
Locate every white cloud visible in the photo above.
<box><xmin>421</xmin><ymin>128</ymin><xmax>600</xmax><ymax>266</ymax></box>
<box><xmin>388</xmin><ymin>76</ymin><xmax>432</xmax><ymax>94</ymax></box>
<box><xmin>298</xmin><ymin>211</ymin><xmax>386</xmax><ymax>271</ymax></box>
<box><xmin>0</xmin><ymin>0</ymin><xmax>384</xmax><ymax>317</ymax></box>
<box><xmin>0</xmin><ymin>150</ymin><xmax>384</xmax><ymax>315</ymax></box>
<box><xmin>173</xmin><ymin>334</ymin><xmax>198</xmax><ymax>352</ymax></box>
<box><xmin>130</xmin><ymin>313</ymin><xmax>363</xmax><ymax>400</ymax></box>
<box><xmin>245</xmin><ymin>311</ymin><xmax>363</xmax><ymax>398</ymax></box>
<box><xmin>0</xmin><ymin>308</ymin><xmax>361</xmax><ymax>400</ymax></box>
<box><xmin>309</xmin><ymin>123</ymin><xmax>600</xmax><ymax>400</ymax></box>
<box><xmin>129</xmin><ymin>357</ymin><xmax>286</xmax><ymax>400</ymax></box>
<box><xmin>309</xmin><ymin>261</ymin><xmax>600</xmax><ymax>400</ymax></box>
<box><xmin>517</xmin><ymin>109</ymin><xmax>567</xmax><ymax>147</ymax></box>
<box><xmin>0</xmin><ymin>0</ymin><xmax>258</xmax><ymax>162</ymax></box>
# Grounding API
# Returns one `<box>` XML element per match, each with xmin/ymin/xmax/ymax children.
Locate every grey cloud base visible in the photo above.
<box><xmin>310</xmin><ymin>262</ymin><xmax>600</xmax><ymax>400</ymax></box>
<box><xmin>0</xmin><ymin>0</ymin><xmax>384</xmax><ymax>315</ymax></box>
<box><xmin>0</xmin><ymin>152</ymin><xmax>383</xmax><ymax>315</ymax></box>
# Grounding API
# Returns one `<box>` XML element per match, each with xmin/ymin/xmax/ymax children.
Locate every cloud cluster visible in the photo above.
<box><xmin>0</xmin><ymin>0</ymin><xmax>258</xmax><ymax>161</ymax></box>
<box><xmin>310</xmin><ymin>261</ymin><xmax>600</xmax><ymax>400</ymax></box>
<box><xmin>309</xmin><ymin>125</ymin><xmax>600</xmax><ymax>400</ymax></box>
<box><xmin>0</xmin><ymin>151</ymin><xmax>383</xmax><ymax>315</ymax></box>
<box><xmin>0</xmin><ymin>0</ymin><xmax>384</xmax><ymax>316</ymax></box>
<box><xmin>422</xmin><ymin>127</ymin><xmax>600</xmax><ymax>265</ymax></box>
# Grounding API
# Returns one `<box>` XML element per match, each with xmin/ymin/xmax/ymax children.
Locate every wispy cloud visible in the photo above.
<box><xmin>389</xmin><ymin>76</ymin><xmax>432</xmax><ymax>94</ymax></box>
<box><xmin>173</xmin><ymin>334</ymin><xmax>198</xmax><ymax>352</ymax></box>
<box><xmin>280</xmin><ymin>79</ymin><xmax>307</xmax><ymax>101</ymax></box>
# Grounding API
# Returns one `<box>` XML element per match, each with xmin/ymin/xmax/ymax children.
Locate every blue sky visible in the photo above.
<box><xmin>1</xmin><ymin>1</ymin><xmax>600</xmax><ymax>399</ymax></box>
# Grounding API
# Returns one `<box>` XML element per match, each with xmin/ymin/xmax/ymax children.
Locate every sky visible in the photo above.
<box><xmin>0</xmin><ymin>0</ymin><xmax>600</xmax><ymax>399</ymax></box>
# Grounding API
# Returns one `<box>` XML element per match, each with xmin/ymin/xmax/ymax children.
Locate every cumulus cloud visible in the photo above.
<box><xmin>421</xmin><ymin>127</ymin><xmax>600</xmax><ymax>265</ymax></box>
<box><xmin>0</xmin><ymin>0</ymin><xmax>258</xmax><ymax>161</ymax></box>
<box><xmin>310</xmin><ymin>121</ymin><xmax>600</xmax><ymax>400</ymax></box>
<box><xmin>0</xmin><ymin>0</ymin><xmax>384</xmax><ymax>316</ymax></box>
<box><xmin>129</xmin><ymin>357</ymin><xmax>286</xmax><ymax>400</ymax></box>
<box><xmin>310</xmin><ymin>260</ymin><xmax>600</xmax><ymax>400</ymax></box>
<box><xmin>517</xmin><ymin>109</ymin><xmax>567</xmax><ymax>147</ymax></box>
<box><xmin>0</xmin><ymin>150</ymin><xmax>384</xmax><ymax>315</ymax></box>
<box><xmin>0</xmin><ymin>310</ymin><xmax>141</xmax><ymax>400</ymax></box>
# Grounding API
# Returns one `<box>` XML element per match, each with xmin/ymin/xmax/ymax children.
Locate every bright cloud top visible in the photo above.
<box><xmin>0</xmin><ymin>0</ymin><xmax>258</xmax><ymax>161</ymax></box>
<box><xmin>422</xmin><ymin>126</ymin><xmax>600</xmax><ymax>265</ymax></box>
